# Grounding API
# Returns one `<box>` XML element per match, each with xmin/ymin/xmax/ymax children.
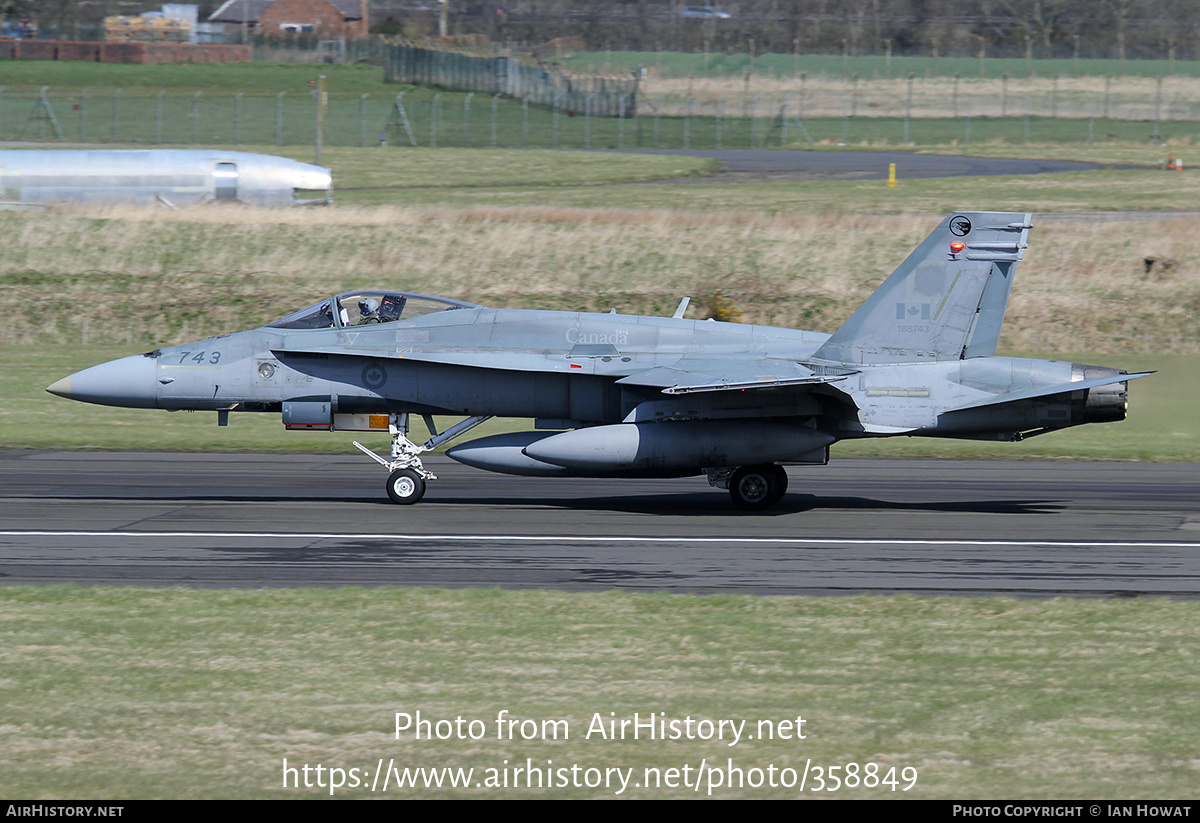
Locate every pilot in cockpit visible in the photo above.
<box><xmin>358</xmin><ymin>297</ymin><xmax>381</xmax><ymax>324</ymax></box>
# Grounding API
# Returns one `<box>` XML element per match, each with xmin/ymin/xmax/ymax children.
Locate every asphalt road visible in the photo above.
<box><xmin>3</xmin><ymin>452</ymin><xmax>1197</xmax><ymax>597</ymax></box>
<box><xmin>617</xmin><ymin>149</ymin><xmax>1112</xmax><ymax>182</ymax></box>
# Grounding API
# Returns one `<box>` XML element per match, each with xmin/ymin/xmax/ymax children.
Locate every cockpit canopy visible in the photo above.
<box><xmin>268</xmin><ymin>291</ymin><xmax>479</xmax><ymax>330</ymax></box>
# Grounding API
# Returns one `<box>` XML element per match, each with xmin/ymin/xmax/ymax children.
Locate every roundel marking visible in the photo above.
<box><xmin>949</xmin><ymin>215</ymin><xmax>972</xmax><ymax>237</ymax></box>
<box><xmin>362</xmin><ymin>363</ymin><xmax>388</xmax><ymax>390</ymax></box>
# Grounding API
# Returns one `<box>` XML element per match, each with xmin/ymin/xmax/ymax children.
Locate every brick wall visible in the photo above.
<box><xmin>13</xmin><ymin>40</ymin><xmax>58</xmax><ymax>59</ymax></box>
<box><xmin>55</xmin><ymin>41</ymin><xmax>103</xmax><ymax>61</ymax></box>
<box><xmin>0</xmin><ymin>40</ymin><xmax>251</xmax><ymax>64</ymax></box>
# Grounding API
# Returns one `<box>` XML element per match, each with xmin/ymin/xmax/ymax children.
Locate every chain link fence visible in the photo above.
<box><xmin>3</xmin><ymin>72</ymin><xmax>1198</xmax><ymax>151</ymax></box>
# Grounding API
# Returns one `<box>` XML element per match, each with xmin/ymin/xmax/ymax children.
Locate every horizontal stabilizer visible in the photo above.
<box><xmin>947</xmin><ymin>372</ymin><xmax>1153</xmax><ymax>413</ymax></box>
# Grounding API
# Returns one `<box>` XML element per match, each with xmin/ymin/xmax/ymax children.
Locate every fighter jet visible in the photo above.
<box><xmin>1</xmin><ymin>149</ymin><xmax>331</xmax><ymax>208</ymax></box>
<box><xmin>46</xmin><ymin>212</ymin><xmax>1149</xmax><ymax>510</ymax></box>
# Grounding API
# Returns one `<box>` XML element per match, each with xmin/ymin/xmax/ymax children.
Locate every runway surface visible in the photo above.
<box><xmin>2</xmin><ymin>452</ymin><xmax>1198</xmax><ymax>597</ymax></box>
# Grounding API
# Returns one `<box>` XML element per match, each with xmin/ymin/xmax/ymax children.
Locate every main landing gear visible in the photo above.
<box><xmin>707</xmin><ymin>464</ymin><xmax>789</xmax><ymax>511</ymax></box>
<box><xmin>354</xmin><ymin>413</ymin><xmax>491</xmax><ymax>505</ymax></box>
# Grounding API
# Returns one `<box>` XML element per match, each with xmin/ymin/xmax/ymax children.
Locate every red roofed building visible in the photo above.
<box><xmin>208</xmin><ymin>0</ymin><xmax>368</xmax><ymax>38</ymax></box>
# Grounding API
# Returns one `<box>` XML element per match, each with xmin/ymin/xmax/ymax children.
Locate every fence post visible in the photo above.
<box><xmin>314</xmin><ymin>75</ymin><xmax>326</xmax><ymax>165</ymax></box>
<box><xmin>585</xmin><ymin>93</ymin><xmax>594</xmax><ymax>149</ymax></box>
<box><xmin>1153</xmin><ymin>76</ymin><xmax>1162</xmax><ymax>141</ymax></box>
<box><xmin>552</xmin><ymin>94</ymin><xmax>560</xmax><ymax>149</ymax></box>
<box><xmin>276</xmin><ymin>91</ymin><xmax>285</xmax><ymax>145</ymax></box>
<box><xmin>683</xmin><ymin>95</ymin><xmax>691</xmax><ymax>149</ymax></box>
<box><xmin>779</xmin><ymin>103</ymin><xmax>787</xmax><ymax>147</ymax></box>
<box><xmin>430</xmin><ymin>93</ymin><xmax>440</xmax><ymax>148</ymax></box>
<box><xmin>463</xmin><ymin>92</ymin><xmax>473</xmax><ymax>146</ymax></box>
<box><xmin>903</xmin><ymin>73</ymin><xmax>913</xmax><ymax>144</ymax></box>
<box><xmin>715</xmin><ymin>99</ymin><xmax>722</xmax><ymax>149</ymax></box>
<box><xmin>522</xmin><ymin>96</ymin><xmax>529</xmax><ymax>148</ymax></box>
<box><xmin>192</xmin><ymin>92</ymin><xmax>201</xmax><ymax>144</ymax></box>
<box><xmin>750</xmin><ymin>94</ymin><xmax>757</xmax><ymax>147</ymax></box>
<box><xmin>1023</xmin><ymin>93</ymin><xmax>1031</xmax><ymax>144</ymax></box>
<box><xmin>1088</xmin><ymin>92</ymin><xmax>1095</xmax><ymax>145</ymax></box>
<box><xmin>617</xmin><ymin>94</ymin><xmax>626</xmax><ymax>149</ymax></box>
<box><xmin>491</xmin><ymin>93</ymin><xmax>500</xmax><ymax>147</ymax></box>
<box><xmin>235</xmin><ymin>91</ymin><xmax>243</xmax><ymax>145</ymax></box>
<box><xmin>155</xmin><ymin>90</ymin><xmax>164</xmax><ymax>143</ymax></box>
<box><xmin>1001</xmin><ymin>72</ymin><xmax>1008</xmax><ymax>117</ymax></box>
<box><xmin>360</xmin><ymin>93</ymin><xmax>368</xmax><ymax>147</ymax></box>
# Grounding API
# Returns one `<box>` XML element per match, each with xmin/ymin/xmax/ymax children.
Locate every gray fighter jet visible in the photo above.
<box><xmin>47</xmin><ymin>212</ymin><xmax>1150</xmax><ymax>510</ymax></box>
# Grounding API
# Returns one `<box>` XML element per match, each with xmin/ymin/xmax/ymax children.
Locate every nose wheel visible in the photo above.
<box><xmin>387</xmin><ymin>468</ymin><xmax>426</xmax><ymax>505</ymax></box>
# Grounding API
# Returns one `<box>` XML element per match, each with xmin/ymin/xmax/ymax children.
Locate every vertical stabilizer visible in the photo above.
<box><xmin>813</xmin><ymin>212</ymin><xmax>1031</xmax><ymax>365</ymax></box>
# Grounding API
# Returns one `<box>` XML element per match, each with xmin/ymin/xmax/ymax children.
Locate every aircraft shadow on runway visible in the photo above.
<box><xmin>419</xmin><ymin>493</ymin><xmax>1067</xmax><ymax>516</ymax></box>
<box><xmin>13</xmin><ymin>488</ymin><xmax>1065</xmax><ymax>515</ymax></box>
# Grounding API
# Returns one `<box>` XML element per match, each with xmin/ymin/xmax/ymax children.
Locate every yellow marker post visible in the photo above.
<box><xmin>887</xmin><ymin>163</ymin><xmax>897</xmax><ymax>187</ymax></box>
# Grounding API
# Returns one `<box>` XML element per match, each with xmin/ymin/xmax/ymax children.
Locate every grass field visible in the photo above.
<box><xmin>565</xmin><ymin>49</ymin><xmax>1200</xmax><ymax>81</ymax></box>
<box><xmin>2</xmin><ymin>587</ymin><xmax>1198</xmax><ymax>798</ymax></box>
<box><xmin>4</xmin><ymin>193</ymin><xmax>1197</xmax><ymax>351</ymax></box>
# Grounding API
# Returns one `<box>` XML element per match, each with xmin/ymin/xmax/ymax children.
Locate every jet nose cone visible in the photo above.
<box><xmin>46</xmin><ymin>354</ymin><xmax>158</xmax><ymax>409</ymax></box>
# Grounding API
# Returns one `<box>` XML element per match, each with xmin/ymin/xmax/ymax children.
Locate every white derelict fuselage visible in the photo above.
<box><xmin>0</xmin><ymin>149</ymin><xmax>331</xmax><ymax>207</ymax></box>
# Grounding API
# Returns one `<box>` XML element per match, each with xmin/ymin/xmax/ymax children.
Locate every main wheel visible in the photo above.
<box><xmin>386</xmin><ymin>468</ymin><xmax>426</xmax><ymax>505</ymax></box>
<box><xmin>729</xmin><ymin>464</ymin><xmax>783</xmax><ymax>511</ymax></box>
<box><xmin>729</xmin><ymin>466</ymin><xmax>775</xmax><ymax>511</ymax></box>
<box><xmin>767</xmin><ymin>464</ymin><xmax>788</xmax><ymax>505</ymax></box>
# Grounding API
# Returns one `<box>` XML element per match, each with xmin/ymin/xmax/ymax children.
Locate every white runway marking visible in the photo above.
<box><xmin>3</xmin><ymin>530</ymin><xmax>1199</xmax><ymax>549</ymax></box>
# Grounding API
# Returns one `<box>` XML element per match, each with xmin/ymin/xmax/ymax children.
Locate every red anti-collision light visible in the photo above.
<box><xmin>950</xmin><ymin>242</ymin><xmax>966</xmax><ymax>254</ymax></box>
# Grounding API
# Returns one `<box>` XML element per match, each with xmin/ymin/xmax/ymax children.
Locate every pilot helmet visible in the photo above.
<box><xmin>359</xmin><ymin>297</ymin><xmax>380</xmax><ymax>317</ymax></box>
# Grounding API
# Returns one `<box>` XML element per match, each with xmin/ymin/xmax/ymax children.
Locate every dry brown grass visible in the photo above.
<box><xmin>3</xmin><ymin>205</ymin><xmax>1197</xmax><ymax>352</ymax></box>
<box><xmin>641</xmin><ymin>73</ymin><xmax>1200</xmax><ymax>123</ymax></box>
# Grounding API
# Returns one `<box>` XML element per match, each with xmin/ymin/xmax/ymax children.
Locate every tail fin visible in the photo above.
<box><xmin>813</xmin><ymin>212</ymin><xmax>1031</xmax><ymax>365</ymax></box>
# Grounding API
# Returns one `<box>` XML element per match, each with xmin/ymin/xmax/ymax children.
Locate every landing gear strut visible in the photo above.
<box><xmin>354</xmin><ymin>413</ymin><xmax>491</xmax><ymax>505</ymax></box>
<box><xmin>710</xmin><ymin>464</ymin><xmax>789</xmax><ymax>511</ymax></box>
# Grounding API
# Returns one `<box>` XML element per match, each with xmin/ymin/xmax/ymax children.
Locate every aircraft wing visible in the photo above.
<box><xmin>616</xmin><ymin>357</ymin><xmax>852</xmax><ymax>394</ymax></box>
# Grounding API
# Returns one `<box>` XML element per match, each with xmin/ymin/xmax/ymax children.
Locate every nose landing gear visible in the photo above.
<box><xmin>353</xmin><ymin>413</ymin><xmax>492</xmax><ymax>505</ymax></box>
